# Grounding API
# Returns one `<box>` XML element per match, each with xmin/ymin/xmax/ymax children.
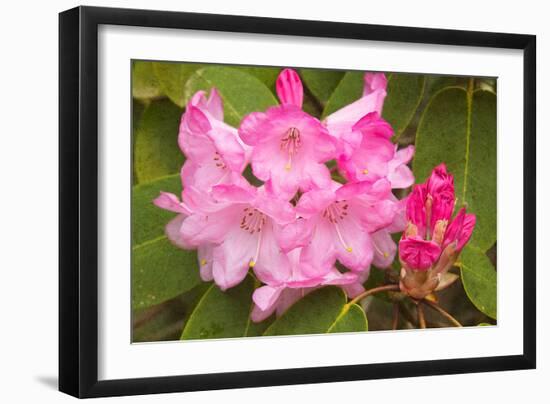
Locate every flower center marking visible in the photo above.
<box><xmin>323</xmin><ymin>201</ymin><xmax>353</xmax><ymax>252</ymax></box>
<box><xmin>240</xmin><ymin>207</ymin><xmax>266</xmax><ymax>267</ymax></box>
<box><xmin>280</xmin><ymin>127</ymin><xmax>301</xmax><ymax>171</ymax></box>
<box><xmin>213</xmin><ymin>151</ymin><xmax>226</xmax><ymax>170</ymax></box>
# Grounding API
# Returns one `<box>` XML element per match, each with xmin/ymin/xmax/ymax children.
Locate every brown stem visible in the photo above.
<box><xmin>417</xmin><ymin>302</ymin><xmax>426</xmax><ymax>329</ymax></box>
<box><xmin>348</xmin><ymin>284</ymin><xmax>400</xmax><ymax>306</ymax></box>
<box><xmin>423</xmin><ymin>299</ymin><xmax>463</xmax><ymax>327</ymax></box>
<box><xmin>392</xmin><ymin>303</ymin><xmax>399</xmax><ymax>330</ymax></box>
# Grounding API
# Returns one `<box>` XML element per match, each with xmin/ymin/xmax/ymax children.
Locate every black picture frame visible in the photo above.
<box><xmin>59</xmin><ymin>5</ymin><xmax>536</xmax><ymax>398</ymax></box>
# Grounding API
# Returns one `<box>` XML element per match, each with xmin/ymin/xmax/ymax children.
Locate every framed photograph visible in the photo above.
<box><xmin>59</xmin><ymin>6</ymin><xmax>536</xmax><ymax>398</ymax></box>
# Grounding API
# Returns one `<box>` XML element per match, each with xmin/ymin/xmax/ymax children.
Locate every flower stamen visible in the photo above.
<box><xmin>323</xmin><ymin>201</ymin><xmax>352</xmax><ymax>253</ymax></box>
<box><xmin>239</xmin><ymin>207</ymin><xmax>266</xmax><ymax>267</ymax></box>
<box><xmin>280</xmin><ymin>127</ymin><xmax>301</xmax><ymax>171</ymax></box>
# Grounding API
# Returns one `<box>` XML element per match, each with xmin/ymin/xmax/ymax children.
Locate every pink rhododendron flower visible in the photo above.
<box><xmin>251</xmin><ymin>249</ymin><xmax>359</xmax><ymax>322</ymax></box>
<box><xmin>177</xmin><ymin>181</ymin><xmax>296</xmax><ymax>290</ymax></box>
<box><xmin>293</xmin><ymin>180</ymin><xmax>398</xmax><ymax>276</ymax></box>
<box><xmin>239</xmin><ymin>68</ymin><xmax>337</xmax><ymax>196</ymax></box>
<box><xmin>153</xmin><ymin>68</ymin><xmax>425</xmax><ymax>322</ymax></box>
<box><xmin>323</xmin><ymin>72</ymin><xmax>388</xmax><ymax>147</ymax></box>
<box><xmin>179</xmin><ymin>89</ymin><xmax>249</xmax><ymax>191</ymax></box>
<box><xmin>337</xmin><ymin>112</ymin><xmax>415</xmax><ymax>189</ymax></box>
<box><xmin>399</xmin><ymin>164</ymin><xmax>476</xmax><ymax>299</ymax></box>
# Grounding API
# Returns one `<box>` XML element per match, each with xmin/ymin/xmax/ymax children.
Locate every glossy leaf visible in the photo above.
<box><xmin>132</xmin><ymin>238</ymin><xmax>201</xmax><ymax>310</ymax></box>
<box><xmin>132</xmin><ymin>61</ymin><xmax>162</xmax><ymax>100</ymax></box>
<box><xmin>132</xmin><ymin>174</ymin><xmax>180</xmax><ymax>247</ymax></box>
<box><xmin>264</xmin><ymin>287</ymin><xmax>368</xmax><ymax>336</ymax></box>
<box><xmin>460</xmin><ymin>245</ymin><xmax>497</xmax><ymax>319</ymax></box>
<box><xmin>300</xmin><ymin>69</ymin><xmax>345</xmax><ymax>105</ymax></box>
<box><xmin>321</xmin><ymin>71</ymin><xmax>364</xmax><ymax>119</ymax></box>
<box><xmin>152</xmin><ymin>62</ymin><xmax>203</xmax><ymax>107</ymax></box>
<box><xmin>241</xmin><ymin>66</ymin><xmax>281</xmax><ymax>90</ymax></box>
<box><xmin>414</xmin><ymin>87</ymin><xmax>497</xmax><ymax>251</ymax></box>
<box><xmin>384</xmin><ymin>73</ymin><xmax>425</xmax><ymax>139</ymax></box>
<box><xmin>181</xmin><ymin>275</ymin><xmax>258</xmax><ymax>340</ymax></box>
<box><xmin>133</xmin><ymin>283</ymin><xmax>210</xmax><ymax>342</ymax></box>
<box><xmin>134</xmin><ymin>99</ymin><xmax>184</xmax><ymax>184</ymax></box>
<box><xmin>132</xmin><ymin>175</ymin><xmax>201</xmax><ymax>309</ymax></box>
<box><xmin>184</xmin><ymin>66</ymin><xmax>278</xmax><ymax>127</ymax></box>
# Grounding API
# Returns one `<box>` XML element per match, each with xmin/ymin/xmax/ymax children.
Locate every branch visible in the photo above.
<box><xmin>417</xmin><ymin>303</ymin><xmax>427</xmax><ymax>329</ymax></box>
<box><xmin>422</xmin><ymin>299</ymin><xmax>463</xmax><ymax>327</ymax></box>
<box><xmin>348</xmin><ymin>284</ymin><xmax>400</xmax><ymax>307</ymax></box>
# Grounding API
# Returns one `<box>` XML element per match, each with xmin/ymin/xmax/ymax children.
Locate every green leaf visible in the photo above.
<box><xmin>184</xmin><ymin>66</ymin><xmax>278</xmax><ymax>127</ymax></box>
<box><xmin>132</xmin><ymin>175</ymin><xmax>201</xmax><ymax>310</ymax></box>
<box><xmin>460</xmin><ymin>245</ymin><xmax>497</xmax><ymax>319</ymax></box>
<box><xmin>322</xmin><ymin>71</ymin><xmax>364</xmax><ymax>119</ymax></box>
<box><xmin>300</xmin><ymin>69</ymin><xmax>345</xmax><ymax>106</ymax></box>
<box><xmin>241</xmin><ymin>66</ymin><xmax>280</xmax><ymax>91</ymax></box>
<box><xmin>132</xmin><ymin>61</ymin><xmax>162</xmax><ymax>100</ymax></box>
<box><xmin>133</xmin><ymin>99</ymin><xmax>184</xmax><ymax>184</ymax></box>
<box><xmin>477</xmin><ymin>322</ymin><xmax>492</xmax><ymax>326</ymax></box>
<box><xmin>413</xmin><ymin>86</ymin><xmax>497</xmax><ymax>251</ymax></box>
<box><xmin>133</xmin><ymin>283</ymin><xmax>210</xmax><ymax>342</ymax></box>
<box><xmin>384</xmin><ymin>73</ymin><xmax>425</xmax><ymax>139</ymax></box>
<box><xmin>132</xmin><ymin>174</ymin><xmax>180</xmax><ymax>247</ymax></box>
<box><xmin>133</xmin><ymin>238</ymin><xmax>201</xmax><ymax>310</ymax></box>
<box><xmin>181</xmin><ymin>275</ymin><xmax>257</xmax><ymax>340</ymax></box>
<box><xmin>152</xmin><ymin>62</ymin><xmax>203</xmax><ymax>107</ymax></box>
<box><xmin>264</xmin><ymin>287</ymin><xmax>368</xmax><ymax>336</ymax></box>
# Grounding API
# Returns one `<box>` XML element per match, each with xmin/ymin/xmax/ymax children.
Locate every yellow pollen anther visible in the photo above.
<box><xmin>362</xmin><ymin>169</ymin><xmax>369</xmax><ymax>175</ymax></box>
<box><xmin>383</xmin><ymin>252</ymin><xmax>389</xmax><ymax>258</ymax></box>
<box><xmin>285</xmin><ymin>164</ymin><xmax>291</xmax><ymax>171</ymax></box>
<box><xmin>346</xmin><ymin>247</ymin><xmax>353</xmax><ymax>253</ymax></box>
<box><xmin>249</xmin><ymin>260</ymin><xmax>256</xmax><ymax>268</ymax></box>
<box><xmin>200</xmin><ymin>259</ymin><xmax>207</xmax><ymax>266</ymax></box>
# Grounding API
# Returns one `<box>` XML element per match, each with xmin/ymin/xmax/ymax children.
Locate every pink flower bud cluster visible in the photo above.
<box><xmin>399</xmin><ymin>164</ymin><xmax>476</xmax><ymax>299</ymax></box>
<box><xmin>154</xmin><ymin>68</ymin><xmax>416</xmax><ymax>321</ymax></box>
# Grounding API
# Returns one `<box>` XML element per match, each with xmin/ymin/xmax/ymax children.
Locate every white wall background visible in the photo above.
<box><xmin>0</xmin><ymin>0</ymin><xmax>546</xmax><ymax>402</ymax></box>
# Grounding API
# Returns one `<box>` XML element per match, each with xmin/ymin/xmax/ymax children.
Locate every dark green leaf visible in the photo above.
<box><xmin>460</xmin><ymin>245</ymin><xmax>497</xmax><ymax>319</ymax></box>
<box><xmin>241</xmin><ymin>66</ymin><xmax>280</xmax><ymax>91</ymax></box>
<box><xmin>264</xmin><ymin>287</ymin><xmax>368</xmax><ymax>336</ymax></box>
<box><xmin>152</xmin><ymin>62</ymin><xmax>203</xmax><ymax>107</ymax></box>
<box><xmin>384</xmin><ymin>73</ymin><xmax>425</xmax><ymax>139</ymax></box>
<box><xmin>132</xmin><ymin>238</ymin><xmax>201</xmax><ymax>310</ymax></box>
<box><xmin>132</xmin><ymin>283</ymin><xmax>210</xmax><ymax>342</ymax></box>
<box><xmin>132</xmin><ymin>175</ymin><xmax>201</xmax><ymax>310</ymax></box>
<box><xmin>132</xmin><ymin>174</ymin><xmax>181</xmax><ymax>247</ymax></box>
<box><xmin>181</xmin><ymin>275</ymin><xmax>256</xmax><ymax>340</ymax></box>
<box><xmin>322</xmin><ymin>71</ymin><xmax>364</xmax><ymax>119</ymax></box>
<box><xmin>300</xmin><ymin>69</ymin><xmax>345</xmax><ymax>106</ymax></box>
<box><xmin>133</xmin><ymin>99</ymin><xmax>184</xmax><ymax>183</ymax></box>
<box><xmin>132</xmin><ymin>61</ymin><xmax>162</xmax><ymax>100</ymax></box>
<box><xmin>413</xmin><ymin>87</ymin><xmax>497</xmax><ymax>251</ymax></box>
<box><xmin>184</xmin><ymin>66</ymin><xmax>278</xmax><ymax>127</ymax></box>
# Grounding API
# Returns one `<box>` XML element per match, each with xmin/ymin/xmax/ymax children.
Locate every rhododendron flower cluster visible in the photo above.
<box><xmin>399</xmin><ymin>164</ymin><xmax>476</xmax><ymax>299</ymax></box>
<box><xmin>155</xmin><ymin>68</ymin><xmax>416</xmax><ymax>321</ymax></box>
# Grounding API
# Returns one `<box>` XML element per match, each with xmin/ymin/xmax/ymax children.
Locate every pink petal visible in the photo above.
<box><xmin>153</xmin><ymin>192</ymin><xmax>191</xmax><ymax>215</ymax></box>
<box><xmin>165</xmin><ymin>214</ymin><xmax>193</xmax><ymax>249</ymax></box>
<box><xmin>363</xmin><ymin>72</ymin><xmax>388</xmax><ymax>96</ymax></box>
<box><xmin>253</xmin><ymin>285</ymin><xmax>284</xmax><ymax>312</ymax></box>
<box><xmin>251</xmin><ymin>223</ymin><xmax>292</xmax><ymax>285</ymax></box>
<box><xmin>399</xmin><ymin>237</ymin><xmax>441</xmax><ymax>270</ymax></box>
<box><xmin>211</xmin><ymin>228</ymin><xmax>258</xmax><ymax>290</ymax></box>
<box><xmin>371</xmin><ymin>230</ymin><xmax>397</xmax><ymax>268</ymax></box>
<box><xmin>198</xmin><ymin>244</ymin><xmax>214</xmax><ymax>281</ymax></box>
<box><xmin>332</xmin><ymin>215</ymin><xmax>374</xmax><ymax>272</ymax></box>
<box><xmin>276</xmin><ymin>68</ymin><xmax>303</xmax><ymax>108</ymax></box>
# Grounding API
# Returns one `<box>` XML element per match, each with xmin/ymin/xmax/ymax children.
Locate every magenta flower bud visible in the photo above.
<box><xmin>398</xmin><ymin>164</ymin><xmax>476</xmax><ymax>299</ymax></box>
<box><xmin>399</xmin><ymin>238</ymin><xmax>441</xmax><ymax>270</ymax></box>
